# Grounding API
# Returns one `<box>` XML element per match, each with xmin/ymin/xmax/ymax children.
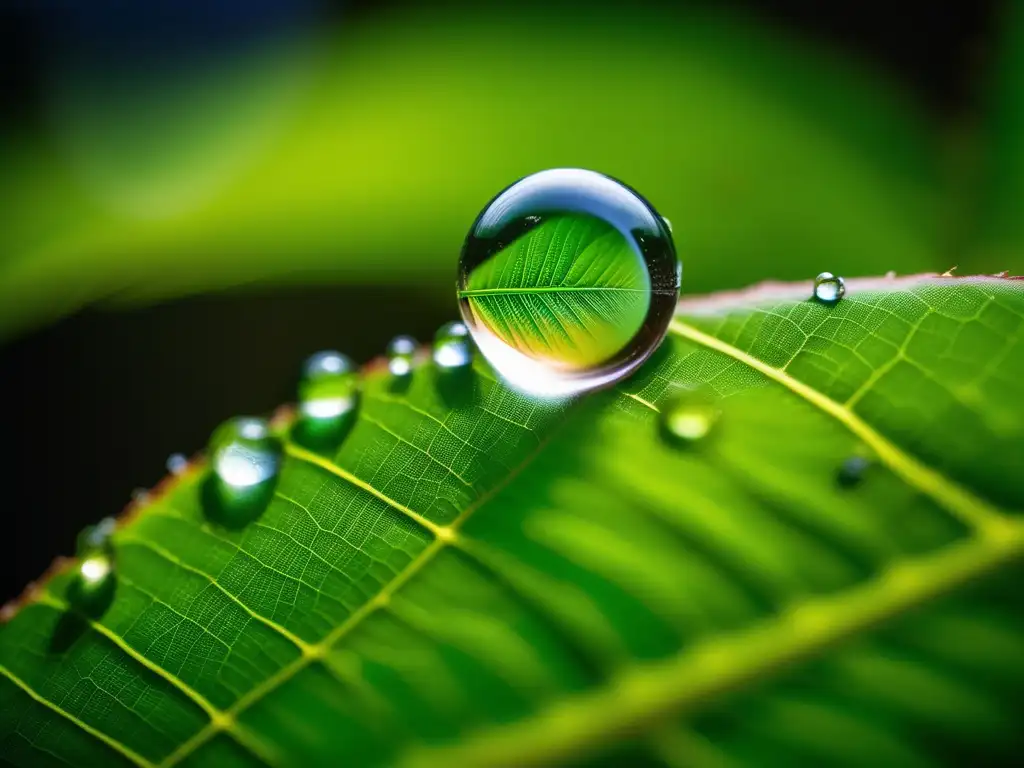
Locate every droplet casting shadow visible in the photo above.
<box><xmin>49</xmin><ymin>577</ymin><xmax>116</xmax><ymax>654</ymax></box>
<box><xmin>200</xmin><ymin>474</ymin><xmax>277</xmax><ymax>530</ymax></box>
<box><xmin>290</xmin><ymin>414</ymin><xmax>356</xmax><ymax>457</ymax></box>
<box><xmin>434</xmin><ymin>367</ymin><xmax>478</xmax><ymax>410</ymax></box>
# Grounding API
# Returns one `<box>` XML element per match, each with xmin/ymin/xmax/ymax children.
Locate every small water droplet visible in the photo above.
<box><xmin>166</xmin><ymin>453</ymin><xmax>189</xmax><ymax>475</ymax></box>
<box><xmin>813</xmin><ymin>272</ymin><xmax>845</xmax><ymax>304</ymax></box>
<box><xmin>837</xmin><ymin>455</ymin><xmax>871</xmax><ymax>488</ymax></box>
<box><xmin>203</xmin><ymin>416</ymin><xmax>282</xmax><ymax>527</ymax></box>
<box><xmin>131</xmin><ymin>488</ymin><xmax>150</xmax><ymax>504</ymax></box>
<box><xmin>432</xmin><ymin>321</ymin><xmax>473</xmax><ymax>371</ymax></box>
<box><xmin>458</xmin><ymin>168</ymin><xmax>680</xmax><ymax>397</ymax></box>
<box><xmin>884</xmin><ymin>270</ymin><xmax>896</xmax><ymax>279</ymax></box>
<box><xmin>71</xmin><ymin>518</ymin><xmax>117</xmax><ymax>613</ymax></box>
<box><xmin>77</xmin><ymin>517</ymin><xmax>116</xmax><ymax>558</ymax></box>
<box><xmin>387</xmin><ymin>335</ymin><xmax>418</xmax><ymax>377</ymax></box>
<box><xmin>661</xmin><ymin>216</ymin><xmax>673</xmax><ymax>233</ymax></box>
<box><xmin>660</xmin><ymin>390</ymin><xmax>720</xmax><ymax>446</ymax></box>
<box><xmin>293</xmin><ymin>350</ymin><xmax>359</xmax><ymax>453</ymax></box>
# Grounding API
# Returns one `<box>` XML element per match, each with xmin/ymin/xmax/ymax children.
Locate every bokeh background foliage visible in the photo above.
<box><xmin>11</xmin><ymin>1</ymin><xmax>1022</xmax><ymax>338</ymax></box>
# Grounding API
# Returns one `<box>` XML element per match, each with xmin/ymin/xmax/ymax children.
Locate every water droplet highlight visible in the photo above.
<box><xmin>293</xmin><ymin>350</ymin><xmax>359</xmax><ymax>453</ymax></box>
<box><xmin>71</xmin><ymin>518</ymin><xmax>117</xmax><ymax>613</ymax></box>
<box><xmin>837</xmin><ymin>455</ymin><xmax>871</xmax><ymax>488</ymax></box>
<box><xmin>387</xmin><ymin>335</ymin><xmax>417</xmax><ymax>378</ymax></box>
<box><xmin>432</xmin><ymin>321</ymin><xmax>473</xmax><ymax>371</ymax></box>
<box><xmin>203</xmin><ymin>416</ymin><xmax>282</xmax><ymax>527</ymax></box>
<box><xmin>166</xmin><ymin>453</ymin><xmax>188</xmax><ymax>475</ymax></box>
<box><xmin>813</xmin><ymin>272</ymin><xmax>845</xmax><ymax>304</ymax></box>
<box><xmin>458</xmin><ymin>168</ymin><xmax>680</xmax><ymax>397</ymax></box>
<box><xmin>660</xmin><ymin>390</ymin><xmax>719</xmax><ymax>446</ymax></box>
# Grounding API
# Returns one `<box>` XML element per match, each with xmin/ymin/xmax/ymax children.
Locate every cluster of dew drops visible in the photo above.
<box><xmin>66</xmin><ymin>169</ymin><xmax>864</xmax><ymax>615</ymax></box>
<box><xmin>68</xmin><ymin>322</ymin><xmax>474</xmax><ymax>614</ymax></box>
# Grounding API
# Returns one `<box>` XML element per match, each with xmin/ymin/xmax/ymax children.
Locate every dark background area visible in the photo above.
<box><xmin>0</xmin><ymin>0</ymin><xmax>997</xmax><ymax>600</ymax></box>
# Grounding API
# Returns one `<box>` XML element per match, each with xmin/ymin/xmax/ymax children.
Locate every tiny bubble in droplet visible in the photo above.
<box><xmin>166</xmin><ymin>453</ymin><xmax>189</xmax><ymax>475</ymax></box>
<box><xmin>813</xmin><ymin>272</ymin><xmax>845</xmax><ymax>305</ymax></box>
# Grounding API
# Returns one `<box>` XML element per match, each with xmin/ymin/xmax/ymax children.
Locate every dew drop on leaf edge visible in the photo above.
<box><xmin>166</xmin><ymin>452</ymin><xmax>188</xmax><ymax>475</ymax></box>
<box><xmin>293</xmin><ymin>350</ymin><xmax>359</xmax><ymax>454</ymax></box>
<box><xmin>458</xmin><ymin>168</ymin><xmax>680</xmax><ymax>397</ymax></box>
<box><xmin>387</xmin><ymin>335</ymin><xmax>417</xmax><ymax>378</ymax></box>
<box><xmin>660</xmin><ymin>390</ymin><xmax>719</xmax><ymax>446</ymax></box>
<box><xmin>432</xmin><ymin>321</ymin><xmax>473</xmax><ymax>371</ymax></box>
<box><xmin>71</xmin><ymin>518</ymin><xmax>117</xmax><ymax>614</ymax></box>
<box><xmin>76</xmin><ymin>517</ymin><xmax>116</xmax><ymax>559</ymax></box>
<box><xmin>203</xmin><ymin>416</ymin><xmax>282</xmax><ymax>527</ymax></box>
<box><xmin>813</xmin><ymin>272</ymin><xmax>845</xmax><ymax>304</ymax></box>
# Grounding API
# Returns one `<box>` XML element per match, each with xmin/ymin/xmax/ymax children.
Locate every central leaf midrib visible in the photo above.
<box><xmin>401</xmin><ymin>522</ymin><xmax>1024</xmax><ymax>768</ymax></box>
<box><xmin>458</xmin><ymin>286</ymin><xmax>647</xmax><ymax>297</ymax></box>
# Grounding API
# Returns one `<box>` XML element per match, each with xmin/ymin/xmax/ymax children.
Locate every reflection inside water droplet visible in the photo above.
<box><xmin>458</xmin><ymin>168</ymin><xmax>680</xmax><ymax>397</ymax></box>
<box><xmin>203</xmin><ymin>416</ymin><xmax>282</xmax><ymax>527</ymax></box>
<box><xmin>813</xmin><ymin>272</ymin><xmax>845</xmax><ymax>304</ymax></box>
<box><xmin>293</xmin><ymin>350</ymin><xmax>359</xmax><ymax>454</ymax></box>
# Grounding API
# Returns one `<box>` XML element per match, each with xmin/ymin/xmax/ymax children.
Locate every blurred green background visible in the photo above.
<box><xmin>2</xmin><ymin>0</ymin><xmax>1022</xmax><ymax>598</ymax></box>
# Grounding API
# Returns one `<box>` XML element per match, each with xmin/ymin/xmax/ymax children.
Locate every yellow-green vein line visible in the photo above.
<box><xmin>622</xmin><ymin>391</ymin><xmax>660</xmax><ymax>412</ymax></box>
<box><xmin>0</xmin><ymin>663</ymin><xmax>155</xmax><ymax>768</ymax></box>
<box><xmin>163</xmin><ymin>422</ymin><xmax>561</xmax><ymax>767</ymax></box>
<box><xmin>669</xmin><ymin>319</ymin><xmax>1010</xmax><ymax>533</ymax></box>
<box><xmin>458</xmin><ymin>286</ymin><xmax>647</xmax><ymax>297</ymax></box>
<box><xmin>118</xmin><ymin>536</ymin><xmax>315</xmax><ymax>654</ymax></box>
<box><xmin>400</xmin><ymin>520</ymin><xmax>1024</xmax><ymax>768</ymax></box>
<box><xmin>35</xmin><ymin>592</ymin><xmax>224</xmax><ymax>723</ymax></box>
<box><xmin>159</xmin><ymin>538</ymin><xmax>447</xmax><ymax>767</ymax></box>
<box><xmin>283</xmin><ymin>442</ymin><xmax>451</xmax><ymax>538</ymax></box>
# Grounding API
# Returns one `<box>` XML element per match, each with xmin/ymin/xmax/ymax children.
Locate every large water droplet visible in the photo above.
<box><xmin>203</xmin><ymin>416</ymin><xmax>282</xmax><ymax>527</ymax></box>
<box><xmin>293</xmin><ymin>350</ymin><xmax>359</xmax><ymax>453</ymax></box>
<box><xmin>458</xmin><ymin>168</ymin><xmax>680</xmax><ymax>397</ymax></box>
<box><xmin>70</xmin><ymin>518</ymin><xmax>117</xmax><ymax>613</ymax></box>
<box><xmin>432</xmin><ymin>321</ymin><xmax>473</xmax><ymax>371</ymax></box>
<box><xmin>813</xmin><ymin>272</ymin><xmax>845</xmax><ymax>304</ymax></box>
<box><xmin>387</xmin><ymin>335</ymin><xmax>418</xmax><ymax>378</ymax></box>
<box><xmin>660</xmin><ymin>390</ymin><xmax>719</xmax><ymax>446</ymax></box>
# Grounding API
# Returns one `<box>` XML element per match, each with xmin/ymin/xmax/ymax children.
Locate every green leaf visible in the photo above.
<box><xmin>3</xmin><ymin>275</ymin><xmax>1023</xmax><ymax>767</ymax></box>
<box><xmin>461</xmin><ymin>215</ymin><xmax>651</xmax><ymax>369</ymax></box>
<box><xmin>0</xmin><ymin>5</ymin><xmax>943</xmax><ymax>339</ymax></box>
